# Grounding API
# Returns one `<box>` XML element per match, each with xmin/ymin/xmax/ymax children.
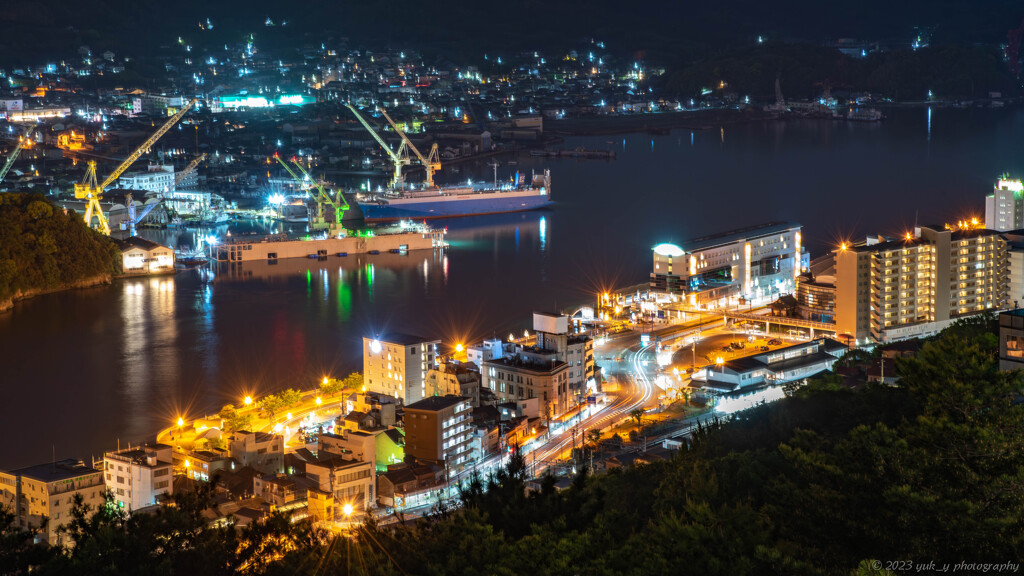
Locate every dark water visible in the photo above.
<box><xmin>2</xmin><ymin>106</ymin><xmax>1022</xmax><ymax>468</ymax></box>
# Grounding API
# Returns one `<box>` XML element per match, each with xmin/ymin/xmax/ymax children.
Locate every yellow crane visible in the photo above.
<box><xmin>75</xmin><ymin>98</ymin><xmax>197</xmax><ymax>234</ymax></box>
<box><xmin>274</xmin><ymin>154</ymin><xmax>350</xmax><ymax>233</ymax></box>
<box><xmin>0</xmin><ymin>139</ymin><xmax>26</xmax><ymax>185</ymax></box>
<box><xmin>376</xmin><ymin>107</ymin><xmax>441</xmax><ymax>188</ymax></box>
<box><xmin>171</xmin><ymin>152</ymin><xmax>207</xmax><ymax>189</ymax></box>
<box><xmin>344</xmin><ymin>104</ymin><xmax>409</xmax><ymax>189</ymax></box>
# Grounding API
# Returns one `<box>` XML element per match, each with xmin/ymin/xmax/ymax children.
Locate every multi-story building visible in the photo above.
<box><xmin>117</xmin><ymin>165</ymin><xmax>175</xmax><ymax>193</ymax></box>
<box><xmin>425</xmin><ymin>360</ymin><xmax>481</xmax><ymax>405</ymax></box>
<box><xmin>795</xmin><ymin>271</ymin><xmax>837</xmax><ymax>323</ymax></box>
<box><xmin>530</xmin><ymin>312</ymin><xmax>595</xmax><ymax>404</ymax></box>
<box><xmin>985</xmin><ymin>178</ymin><xmax>1023</xmax><ymax>232</ymax></box>
<box><xmin>482</xmin><ymin>354</ymin><xmax>569</xmax><ymax>417</ymax></box>
<box><xmin>0</xmin><ymin>459</ymin><xmax>105</xmax><ymax>546</ymax></box>
<box><xmin>302</xmin><ymin>452</ymin><xmax>374</xmax><ymax>518</ymax></box>
<box><xmin>650</xmin><ymin>221</ymin><xmax>804</xmax><ymax>305</ymax></box>
<box><xmin>229</xmin><ymin>431</ymin><xmax>284</xmax><ymax>474</ymax></box>
<box><xmin>103</xmin><ymin>444</ymin><xmax>174</xmax><ymax>512</ymax></box>
<box><xmin>363</xmin><ymin>334</ymin><xmax>439</xmax><ymax>405</ymax></box>
<box><xmin>466</xmin><ymin>338</ymin><xmax>515</xmax><ymax>369</ymax></box>
<box><xmin>404</xmin><ymin>395</ymin><xmax>474</xmax><ymax>472</ymax></box>
<box><xmin>837</xmin><ymin>225</ymin><xmax>1008</xmax><ymax>344</ymax></box>
<box><xmin>998</xmin><ymin>308</ymin><xmax>1024</xmax><ymax>371</ymax></box>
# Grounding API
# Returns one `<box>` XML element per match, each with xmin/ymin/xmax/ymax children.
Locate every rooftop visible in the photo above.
<box><xmin>405</xmin><ymin>394</ymin><xmax>468</xmax><ymax>412</ymax></box>
<box><xmin>484</xmin><ymin>355</ymin><xmax>568</xmax><ymax>373</ymax></box>
<box><xmin>5</xmin><ymin>459</ymin><xmax>101</xmax><ymax>483</ymax></box>
<box><xmin>112</xmin><ymin>236</ymin><xmax>168</xmax><ymax>252</ymax></box>
<box><xmin>679</xmin><ymin>221</ymin><xmax>799</xmax><ymax>253</ymax></box>
<box><xmin>366</xmin><ymin>333</ymin><xmax>440</xmax><ymax>346</ymax></box>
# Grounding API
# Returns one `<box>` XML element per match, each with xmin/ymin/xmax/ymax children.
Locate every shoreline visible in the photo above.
<box><xmin>0</xmin><ymin>274</ymin><xmax>112</xmax><ymax>313</ymax></box>
<box><xmin>546</xmin><ymin>109</ymin><xmax>776</xmax><ymax>136</ymax></box>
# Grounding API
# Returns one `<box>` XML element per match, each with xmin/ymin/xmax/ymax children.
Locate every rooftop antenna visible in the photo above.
<box><xmin>52</xmin><ymin>444</ymin><xmax>55</xmax><ymax>472</ymax></box>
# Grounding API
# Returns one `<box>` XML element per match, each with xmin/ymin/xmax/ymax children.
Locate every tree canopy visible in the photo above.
<box><xmin>0</xmin><ymin>194</ymin><xmax>120</xmax><ymax>306</ymax></box>
<box><xmin>5</xmin><ymin>321</ymin><xmax>1022</xmax><ymax>574</ymax></box>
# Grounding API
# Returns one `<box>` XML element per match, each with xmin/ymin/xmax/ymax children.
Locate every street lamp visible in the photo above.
<box><xmin>715</xmin><ymin>356</ymin><xmax>724</xmax><ymax>373</ymax></box>
<box><xmin>244</xmin><ymin>395</ymin><xmax>253</xmax><ymax>406</ymax></box>
<box><xmin>315</xmin><ymin>396</ymin><xmax>322</xmax><ymax>407</ymax></box>
<box><xmin>177</xmin><ymin>417</ymin><xmax>184</xmax><ymax>428</ymax></box>
<box><xmin>455</xmin><ymin>343</ymin><xmax>464</xmax><ymax>353</ymax></box>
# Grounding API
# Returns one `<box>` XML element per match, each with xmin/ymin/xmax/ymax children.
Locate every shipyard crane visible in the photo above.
<box><xmin>121</xmin><ymin>153</ymin><xmax>206</xmax><ymax>237</ymax></box>
<box><xmin>0</xmin><ymin>140</ymin><xmax>25</xmax><ymax>185</ymax></box>
<box><xmin>377</xmin><ymin>107</ymin><xmax>441</xmax><ymax>188</ymax></box>
<box><xmin>344</xmin><ymin>104</ymin><xmax>409</xmax><ymax>188</ymax></box>
<box><xmin>275</xmin><ymin>154</ymin><xmax>349</xmax><ymax>233</ymax></box>
<box><xmin>74</xmin><ymin>98</ymin><xmax>197</xmax><ymax>235</ymax></box>
<box><xmin>172</xmin><ymin>152</ymin><xmax>207</xmax><ymax>189</ymax></box>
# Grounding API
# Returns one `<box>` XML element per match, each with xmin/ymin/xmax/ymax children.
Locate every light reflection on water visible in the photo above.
<box><xmin>4</xmin><ymin>107</ymin><xmax>1024</xmax><ymax>467</ymax></box>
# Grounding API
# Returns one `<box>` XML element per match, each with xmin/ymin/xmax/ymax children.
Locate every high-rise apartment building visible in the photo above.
<box><xmin>837</xmin><ymin>225</ymin><xmax>1008</xmax><ymax>343</ymax></box>
<box><xmin>985</xmin><ymin>178</ymin><xmax>1024</xmax><ymax>232</ymax></box>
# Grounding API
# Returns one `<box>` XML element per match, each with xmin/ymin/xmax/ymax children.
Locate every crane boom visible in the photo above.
<box><xmin>275</xmin><ymin>155</ymin><xmax>349</xmax><ymax>233</ymax></box>
<box><xmin>345</xmin><ymin>104</ymin><xmax>408</xmax><ymax>188</ymax></box>
<box><xmin>376</xmin><ymin>107</ymin><xmax>442</xmax><ymax>187</ymax></box>
<box><xmin>74</xmin><ymin>98</ymin><xmax>196</xmax><ymax>235</ymax></box>
<box><xmin>101</xmin><ymin>98</ymin><xmax>197</xmax><ymax>189</ymax></box>
<box><xmin>0</xmin><ymin>141</ymin><xmax>24</xmax><ymax>184</ymax></box>
<box><xmin>172</xmin><ymin>153</ymin><xmax>207</xmax><ymax>188</ymax></box>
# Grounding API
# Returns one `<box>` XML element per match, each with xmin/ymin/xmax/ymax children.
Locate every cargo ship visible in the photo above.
<box><xmin>357</xmin><ymin>170</ymin><xmax>551</xmax><ymax>222</ymax></box>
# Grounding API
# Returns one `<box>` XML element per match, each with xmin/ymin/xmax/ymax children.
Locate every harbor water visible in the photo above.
<box><xmin>2</xmin><ymin>106</ymin><xmax>1022</xmax><ymax>468</ymax></box>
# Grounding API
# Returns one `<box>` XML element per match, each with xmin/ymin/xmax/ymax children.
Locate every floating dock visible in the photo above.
<box><xmin>212</xmin><ymin>225</ymin><xmax>446</xmax><ymax>263</ymax></box>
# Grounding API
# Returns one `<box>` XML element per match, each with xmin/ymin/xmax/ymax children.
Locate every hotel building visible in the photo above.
<box><xmin>836</xmin><ymin>225</ymin><xmax>1008</xmax><ymax>343</ymax></box>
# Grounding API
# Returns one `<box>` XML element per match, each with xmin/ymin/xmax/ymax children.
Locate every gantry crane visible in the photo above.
<box><xmin>377</xmin><ymin>107</ymin><xmax>441</xmax><ymax>188</ymax></box>
<box><xmin>275</xmin><ymin>154</ymin><xmax>349</xmax><ymax>233</ymax></box>
<box><xmin>344</xmin><ymin>104</ymin><xmax>409</xmax><ymax>189</ymax></box>
<box><xmin>0</xmin><ymin>140</ymin><xmax>25</xmax><ymax>185</ymax></box>
<box><xmin>74</xmin><ymin>98</ymin><xmax>197</xmax><ymax>234</ymax></box>
<box><xmin>172</xmin><ymin>152</ymin><xmax>207</xmax><ymax>189</ymax></box>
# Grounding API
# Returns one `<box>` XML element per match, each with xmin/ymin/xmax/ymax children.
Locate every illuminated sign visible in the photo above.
<box><xmin>653</xmin><ymin>243</ymin><xmax>684</xmax><ymax>257</ymax></box>
<box><xmin>998</xmin><ymin>179</ymin><xmax>1024</xmax><ymax>193</ymax></box>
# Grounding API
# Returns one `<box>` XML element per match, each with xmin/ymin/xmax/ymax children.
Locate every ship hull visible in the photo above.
<box><xmin>360</xmin><ymin>192</ymin><xmax>552</xmax><ymax>222</ymax></box>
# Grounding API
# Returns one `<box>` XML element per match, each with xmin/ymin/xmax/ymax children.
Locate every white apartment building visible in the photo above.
<box><xmin>984</xmin><ymin>178</ymin><xmax>1023</xmax><ymax>232</ymax></box>
<box><xmin>103</xmin><ymin>444</ymin><xmax>174</xmax><ymax>512</ymax></box>
<box><xmin>363</xmin><ymin>334</ymin><xmax>439</xmax><ymax>405</ymax></box>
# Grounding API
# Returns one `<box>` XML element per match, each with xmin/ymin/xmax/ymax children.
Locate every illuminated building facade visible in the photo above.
<box><xmin>118</xmin><ymin>165</ymin><xmax>175</xmax><ymax>193</ymax></box>
<box><xmin>482</xmin><ymin>354</ymin><xmax>569</xmax><ymax>416</ymax></box>
<box><xmin>984</xmin><ymin>178</ymin><xmax>1023</xmax><ymax>232</ymax></box>
<box><xmin>650</xmin><ymin>222</ymin><xmax>804</xmax><ymax>303</ymax></box>
<box><xmin>404</xmin><ymin>395</ymin><xmax>474</xmax><ymax>471</ymax></box>
<box><xmin>103</xmin><ymin>444</ymin><xmax>174</xmax><ymax>512</ymax></box>
<box><xmin>837</xmin><ymin>225</ymin><xmax>1008</xmax><ymax>343</ymax></box>
<box><xmin>363</xmin><ymin>334</ymin><xmax>439</xmax><ymax>405</ymax></box>
<box><xmin>0</xmin><ymin>460</ymin><xmax>104</xmax><ymax>547</ymax></box>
